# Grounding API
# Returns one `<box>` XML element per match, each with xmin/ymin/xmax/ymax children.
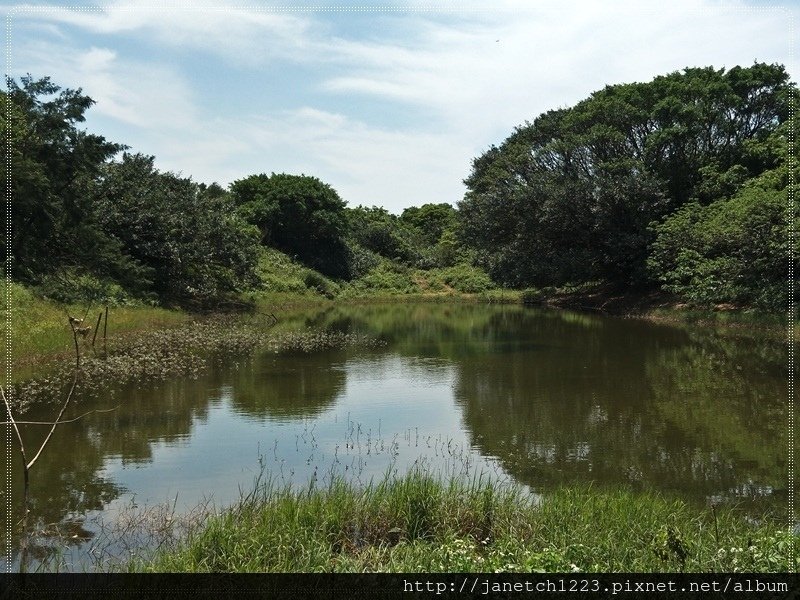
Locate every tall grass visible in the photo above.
<box><xmin>136</xmin><ymin>471</ymin><xmax>794</xmax><ymax>573</ymax></box>
<box><xmin>3</xmin><ymin>283</ymin><xmax>186</xmax><ymax>371</ymax></box>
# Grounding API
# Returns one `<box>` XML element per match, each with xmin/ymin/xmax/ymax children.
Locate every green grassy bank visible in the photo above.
<box><xmin>3</xmin><ymin>248</ymin><xmax>519</xmax><ymax>370</ymax></box>
<box><xmin>134</xmin><ymin>472</ymin><xmax>794</xmax><ymax>573</ymax></box>
<box><xmin>3</xmin><ymin>283</ymin><xmax>188</xmax><ymax>369</ymax></box>
<box><xmin>4</xmin><ymin>246</ymin><xmax>787</xmax><ymax>370</ymax></box>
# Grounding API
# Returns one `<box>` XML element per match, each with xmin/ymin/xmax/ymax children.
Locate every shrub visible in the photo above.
<box><xmin>303</xmin><ymin>272</ymin><xmax>338</xmax><ymax>298</ymax></box>
<box><xmin>37</xmin><ymin>270</ymin><xmax>135</xmax><ymax>306</ymax></box>
<box><xmin>345</xmin><ymin>243</ymin><xmax>382</xmax><ymax>279</ymax></box>
<box><xmin>432</xmin><ymin>264</ymin><xmax>495</xmax><ymax>293</ymax></box>
<box><xmin>648</xmin><ymin>177</ymin><xmax>795</xmax><ymax>311</ymax></box>
<box><xmin>520</xmin><ymin>288</ymin><xmax>544</xmax><ymax>304</ymax></box>
<box><xmin>348</xmin><ymin>261</ymin><xmax>420</xmax><ymax>294</ymax></box>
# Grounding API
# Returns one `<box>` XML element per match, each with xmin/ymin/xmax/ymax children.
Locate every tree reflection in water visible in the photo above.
<box><xmin>2</xmin><ymin>304</ymin><xmax>790</xmax><ymax>570</ymax></box>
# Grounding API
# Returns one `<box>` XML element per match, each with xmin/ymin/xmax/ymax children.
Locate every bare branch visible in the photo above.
<box><xmin>26</xmin><ymin>318</ymin><xmax>82</xmax><ymax>471</ymax></box>
<box><xmin>1</xmin><ymin>385</ymin><xmax>28</xmax><ymax>467</ymax></box>
<box><xmin>0</xmin><ymin>405</ymin><xmax>120</xmax><ymax>425</ymax></box>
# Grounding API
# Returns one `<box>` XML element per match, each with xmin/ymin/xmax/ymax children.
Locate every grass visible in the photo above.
<box><xmin>5</xmin><ymin>317</ymin><xmax>385</xmax><ymax>413</ymax></box>
<box><xmin>134</xmin><ymin>471</ymin><xmax>795</xmax><ymax>573</ymax></box>
<box><xmin>337</xmin><ymin>260</ymin><xmax>503</xmax><ymax>300</ymax></box>
<box><xmin>5</xmin><ymin>244</ymin><xmax>786</xmax><ymax>372</ymax></box>
<box><xmin>3</xmin><ymin>282</ymin><xmax>187</xmax><ymax>373</ymax></box>
<box><xmin>250</xmin><ymin>247</ymin><xmax>339</xmax><ymax>300</ymax></box>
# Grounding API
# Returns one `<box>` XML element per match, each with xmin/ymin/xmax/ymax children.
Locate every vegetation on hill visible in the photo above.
<box><xmin>2</xmin><ymin>63</ymin><xmax>795</xmax><ymax>312</ymax></box>
<box><xmin>459</xmin><ymin>63</ymin><xmax>795</xmax><ymax>310</ymax></box>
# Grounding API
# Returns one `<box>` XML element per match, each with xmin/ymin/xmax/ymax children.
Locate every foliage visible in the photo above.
<box><xmin>253</xmin><ymin>246</ymin><xmax>320</xmax><ymax>295</ymax></box>
<box><xmin>3</xmin><ymin>76</ymin><xmax>263</xmax><ymax>308</ymax></box>
<box><xmin>459</xmin><ymin>63</ymin><xmax>794</xmax><ymax>289</ymax></box>
<box><xmin>346</xmin><ymin>206</ymin><xmax>420</xmax><ymax>264</ymax></box>
<box><xmin>343</xmin><ymin>241</ymin><xmax>382</xmax><ymax>279</ymax></box>
<box><xmin>230</xmin><ymin>173</ymin><xmax>350</xmax><ymax>279</ymax></box>
<box><xmin>431</xmin><ymin>226</ymin><xmax>467</xmax><ymax>268</ymax></box>
<box><xmin>3</xmin><ymin>282</ymin><xmax>186</xmax><ymax>368</ymax></box>
<box><xmin>2</xmin><ymin>76</ymin><xmax>130</xmax><ymax>283</ymax></box>
<box><xmin>648</xmin><ymin>124</ymin><xmax>797</xmax><ymax>310</ymax></box>
<box><xmin>345</xmin><ymin>260</ymin><xmax>421</xmax><ymax>295</ymax></box>
<box><xmin>94</xmin><ymin>154</ymin><xmax>261</xmax><ymax>307</ymax></box>
<box><xmin>429</xmin><ymin>263</ymin><xmax>495</xmax><ymax>293</ymax></box>
<box><xmin>302</xmin><ymin>271</ymin><xmax>339</xmax><ymax>299</ymax></box>
<box><xmin>400</xmin><ymin>203</ymin><xmax>457</xmax><ymax>246</ymax></box>
<box><xmin>36</xmin><ymin>271</ymin><xmax>131</xmax><ymax>306</ymax></box>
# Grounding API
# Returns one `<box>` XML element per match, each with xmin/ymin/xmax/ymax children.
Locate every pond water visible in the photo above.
<box><xmin>1</xmin><ymin>303</ymin><xmax>791</xmax><ymax>571</ymax></box>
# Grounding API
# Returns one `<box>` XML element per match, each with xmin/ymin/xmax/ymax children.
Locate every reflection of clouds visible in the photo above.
<box><xmin>586</xmin><ymin>404</ymin><xmax>608</xmax><ymax>425</ymax></box>
<box><xmin>345</xmin><ymin>354</ymin><xmax>455</xmax><ymax>388</ymax></box>
<box><xmin>5</xmin><ymin>303</ymin><xmax>791</xmax><ymax>570</ymax></box>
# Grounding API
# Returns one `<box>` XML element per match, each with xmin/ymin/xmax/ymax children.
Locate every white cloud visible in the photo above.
<box><xmin>319</xmin><ymin>1</ymin><xmax>793</xmax><ymax>143</ymax></box>
<box><xmin>13</xmin><ymin>2</ymin><xmax>321</xmax><ymax>66</ymax></box>
<box><xmin>7</xmin><ymin>0</ymin><xmax>796</xmax><ymax>212</ymax></box>
<box><xmin>151</xmin><ymin>107</ymin><xmax>472</xmax><ymax>211</ymax></box>
<box><xmin>13</xmin><ymin>40</ymin><xmax>199</xmax><ymax>131</ymax></box>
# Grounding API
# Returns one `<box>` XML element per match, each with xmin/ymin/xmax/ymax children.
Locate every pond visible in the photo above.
<box><xmin>1</xmin><ymin>303</ymin><xmax>791</xmax><ymax>571</ymax></box>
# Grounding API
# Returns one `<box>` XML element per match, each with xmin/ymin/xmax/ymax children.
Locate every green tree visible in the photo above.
<box><xmin>2</xmin><ymin>76</ymin><xmax>127</xmax><ymax>282</ymax></box>
<box><xmin>648</xmin><ymin>124</ymin><xmax>797</xmax><ymax>310</ymax></box>
<box><xmin>94</xmin><ymin>153</ymin><xmax>260</xmax><ymax>306</ymax></box>
<box><xmin>230</xmin><ymin>173</ymin><xmax>350</xmax><ymax>279</ymax></box>
<box><xmin>400</xmin><ymin>203</ymin><xmax>456</xmax><ymax>246</ymax></box>
<box><xmin>346</xmin><ymin>206</ymin><xmax>419</xmax><ymax>264</ymax></box>
<box><xmin>460</xmin><ymin>63</ymin><xmax>794</xmax><ymax>289</ymax></box>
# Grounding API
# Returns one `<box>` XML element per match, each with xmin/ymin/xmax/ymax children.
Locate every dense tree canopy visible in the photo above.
<box><xmin>346</xmin><ymin>206</ymin><xmax>419</xmax><ymax>264</ymax></box>
<box><xmin>94</xmin><ymin>153</ymin><xmax>261</xmax><ymax>305</ymax></box>
<box><xmin>459</xmin><ymin>63</ymin><xmax>794</xmax><ymax>289</ymax></box>
<box><xmin>648</xmin><ymin>122</ymin><xmax>797</xmax><ymax>310</ymax></box>
<box><xmin>230</xmin><ymin>173</ymin><xmax>350</xmax><ymax>279</ymax></box>
<box><xmin>5</xmin><ymin>66</ymin><xmax>794</xmax><ymax>312</ymax></box>
<box><xmin>399</xmin><ymin>203</ymin><xmax>456</xmax><ymax>247</ymax></box>
<box><xmin>4</xmin><ymin>76</ymin><xmax>261</xmax><ymax>307</ymax></box>
<box><xmin>2</xmin><ymin>76</ymin><xmax>125</xmax><ymax>281</ymax></box>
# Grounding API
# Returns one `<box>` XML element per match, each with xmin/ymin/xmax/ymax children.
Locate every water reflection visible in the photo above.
<box><xmin>2</xmin><ymin>303</ymin><xmax>791</xmax><ymax>570</ymax></box>
<box><xmin>226</xmin><ymin>350</ymin><xmax>348</xmax><ymax>420</ymax></box>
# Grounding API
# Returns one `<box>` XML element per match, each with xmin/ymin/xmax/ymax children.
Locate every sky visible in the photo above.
<box><xmin>3</xmin><ymin>0</ymin><xmax>797</xmax><ymax>213</ymax></box>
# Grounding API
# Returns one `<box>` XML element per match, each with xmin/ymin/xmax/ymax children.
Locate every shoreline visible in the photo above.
<box><xmin>7</xmin><ymin>284</ymin><xmax>787</xmax><ymax>374</ymax></box>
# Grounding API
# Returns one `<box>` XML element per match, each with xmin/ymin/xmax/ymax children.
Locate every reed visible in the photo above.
<box><xmin>136</xmin><ymin>471</ymin><xmax>794</xmax><ymax>573</ymax></box>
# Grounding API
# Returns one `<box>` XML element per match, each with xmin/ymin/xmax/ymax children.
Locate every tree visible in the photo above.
<box><xmin>459</xmin><ymin>63</ymin><xmax>794</xmax><ymax>289</ymax></box>
<box><xmin>2</xmin><ymin>76</ymin><xmax>126</xmax><ymax>282</ymax></box>
<box><xmin>347</xmin><ymin>206</ymin><xmax>418</xmax><ymax>264</ymax></box>
<box><xmin>230</xmin><ymin>173</ymin><xmax>350</xmax><ymax>278</ymax></box>
<box><xmin>648</xmin><ymin>123</ymin><xmax>797</xmax><ymax>310</ymax></box>
<box><xmin>94</xmin><ymin>153</ymin><xmax>261</xmax><ymax>306</ymax></box>
<box><xmin>400</xmin><ymin>203</ymin><xmax>456</xmax><ymax>246</ymax></box>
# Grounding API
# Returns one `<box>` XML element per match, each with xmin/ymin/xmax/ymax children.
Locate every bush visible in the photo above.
<box><xmin>345</xmin><ymin>242</ymin><xmax>382</xmax><ymax>279</ymax></box>
<box><xmin>648</xmin><ymin>168</ymin><xmax>795</xmax><ymax>311</ymax></box>
<box><xmin>37</xmin><ymin>270</ymin><xmax>136</xmax><ymax>306</ymax></box>
<box><xmin>520</xmin><ymin>288</ymin><xmax>544</xmax><ymax>304</ymax></box>
<box><xmin>346</xmin><ymin>206</ymin><xmax>420</xmax><ymax>265</ymax></box>
<box><xmin>303</xmin><ymin>272</ymin><xmax>338</xmax><ymax>298</ymax></box>
<box><xmin>432</xmin><ymin>264</ymin><xmax>495</xmax><ymax>293</ymax></box>
<box><xmin>348</xmin><ymin>261</ymin><xmax>420</xmax><ymax>294</ymax></box>
<box><xmin>230</xmin><ymin>173</ymin><xmax>350</xmax><ymax>279</ymax></box>
<box><xmin>253</xmin><ymin>247</ymin><xmax>339</xmax><ymax>298</ymax></box>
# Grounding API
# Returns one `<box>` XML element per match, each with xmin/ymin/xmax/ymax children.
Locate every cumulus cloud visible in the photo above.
<box><xmin>12</xmin><ymin>40</ymin><xmax>199</xmax><ymax>131</ymax></box>
<box><xmin>6</xmin><ymin>0</ymin><xmax>796</xmax><ymax>212</ymax></box>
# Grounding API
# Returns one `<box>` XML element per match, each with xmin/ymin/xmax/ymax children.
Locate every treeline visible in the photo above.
<box><xmin>2</xmin><ymin>63</ymin><xmax>796</xmax><ymax>311</ymax></box>
<box><xmin>1</xmin><ymin>75</ymin><xmax>467</xmax><ymax>307</ymax></box>
<box><xmin>461</xmin><ymin>62</ymin><xmax>796</xmax><ymax>310</ymax></box>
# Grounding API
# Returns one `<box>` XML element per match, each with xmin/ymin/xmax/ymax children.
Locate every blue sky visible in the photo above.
<box><xmin>4</xmin><ymin>1</ymin><xmax>797</xmax><ymax>213</ymax></box>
